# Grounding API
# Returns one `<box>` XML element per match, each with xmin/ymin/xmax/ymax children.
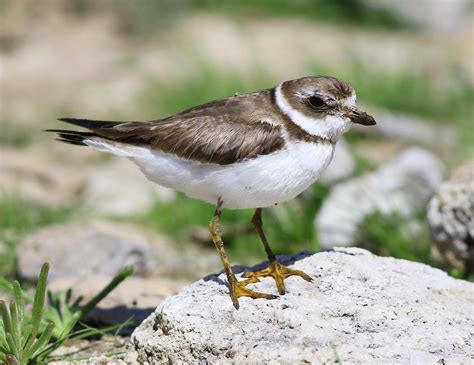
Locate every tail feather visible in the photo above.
<box><xmin>55</xmin><ymin>138</ymin><xmax>87</xmax><ymax>146</ymax></box>
<box><xmin>46</xmin><ymin>118</ymin><xmax>127</xmax><ymax>147</ymax></box>
<box><xmin>47</xmin><ymin>118</ymin><xmax>148</xmax><ymax>152</ymax></box>
<box><xmin>57</xmin><ymin>118</ymin><xmax>124</xmax><ymax>129</ymax></box>
<box><xmin>44</xmin><ymin>128</ymin><xmax>98</xmax><ymax>146</ymax></box>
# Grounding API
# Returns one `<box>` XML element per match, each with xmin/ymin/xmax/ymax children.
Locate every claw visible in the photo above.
<box><xmin>242</xmin><ymin>261</ymin><xmax>313</xmax><ymax>295</ymax></box>
<box><xmin>229</xmin><ymin>278</ymin><xmax>278</xmax><ymax>309</ymax></box>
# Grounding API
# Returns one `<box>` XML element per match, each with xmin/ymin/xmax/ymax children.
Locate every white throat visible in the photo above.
<box><xmin>275</xmin><ymin>83</ymin><xmax>352</xmax><ymax>143</ymax></box>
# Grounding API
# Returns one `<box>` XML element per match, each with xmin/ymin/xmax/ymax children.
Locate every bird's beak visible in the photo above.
<box><xmin>345</xmin><ymin>107</ymin><xmax>376</xmax><ymax>126</ymax></box>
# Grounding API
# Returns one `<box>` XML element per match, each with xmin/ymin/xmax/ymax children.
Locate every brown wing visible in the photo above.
<box><xmin>50</xmin><ymin>90</ymin><xmax>286</xmax><ymax>165</ymax></box>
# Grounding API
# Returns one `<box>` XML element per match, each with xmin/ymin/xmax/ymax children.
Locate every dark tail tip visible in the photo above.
<box><xmin>57</xmin><ymin>118</ymin><xmax>123</xmax><ymax>129</ymax></box>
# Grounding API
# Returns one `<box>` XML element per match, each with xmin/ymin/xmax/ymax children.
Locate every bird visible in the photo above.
<box><xmin>47</xmin><ymin>75</ymin><xmax>376</xmax><ymax>309</ymax></box>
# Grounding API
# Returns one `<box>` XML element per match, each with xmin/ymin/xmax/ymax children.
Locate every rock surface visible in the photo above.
<box><xmin>369</xmin><ymin>108</ymin><xmax>458</xmax><ymax>146</ymax></box>
<box><xmin>132</xmin><ymin>248</ymin><xmax>473</xmax><ymax>364</ymax></box>
<box><xmin>316</xmin><ymin>148</ymin><xmax>445</xmax><ymax>247</ymax></box>
<box><xmin>49</xmin><ymin>338</ymin><xmax>138</xmax><ymax>365</ymax></box>
<box><xmin>16</xmin><ymin>221</ymin><xmax>156</xmax><ymax>281</ymax></box>
<box><xmin>364</xmin><ymin>0</ymin><xmax>470</xmax><ymax>33</ymax></box>
<box><xmin>428</xmin><ymin>161</ymin><xmax>474</xmax><ymax>273</ymax></box>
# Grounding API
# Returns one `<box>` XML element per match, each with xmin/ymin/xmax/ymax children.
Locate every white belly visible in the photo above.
<box><xmin>130</xmin><ymin>141</ymin><xmax>334</xmax><ymax>209</ymax></box>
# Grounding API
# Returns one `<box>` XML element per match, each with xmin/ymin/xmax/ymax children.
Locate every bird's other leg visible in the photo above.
<box><xmin>242</xmin><ymin>208</ymin><xmax>313</xmax><ymax>295</ymax></box>
<box><xmin>208</xmin><ymin>198</ymin><xmax>277</xmax><ymax>309</ymax></box>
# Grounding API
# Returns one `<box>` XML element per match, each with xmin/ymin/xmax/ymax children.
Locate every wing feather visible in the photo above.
<box><xmin>50</xmin><ymin>90</ymin><xmax>286</xmax><ymax>165</ymax></box>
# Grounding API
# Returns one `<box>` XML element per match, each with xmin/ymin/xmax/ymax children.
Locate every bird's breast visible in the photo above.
<box><xmin>131</xmin><ymin>140</ymin><xmax>334</xmax><ymax>209</ymax></box>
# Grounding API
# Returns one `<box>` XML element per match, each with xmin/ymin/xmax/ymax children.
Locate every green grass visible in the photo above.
<box><xmin>192</xmin><ymin>0</ymin><xmax>409</xmax><ymax>29</ymax></box>
<box><xmin>56</xmin><ymin>0</ymin><xmax>409</xmax><ymax>36</ymax></box>
<box><xmin>0</xmin><ymin>196</ymin><xmax>77</xmax><ymax>278</ymax></box>
<box><xmin>355</xmin><ymin>211</ymin><xmax>432</xmax><ymax>263</ymax></box>
<box><xmin>0</xmin><ymin>126</ymin><xmax>36</xmax><ymax>148</ymax></box>
<box><xmin>354</xmin><ymin>210</ymin><xmax>472</xmax><ymax>280</ymax></box>
<box><xmin>0</xmin><ymin>263</ymin><xmax>134</xmax><ymax>364</ymax></box>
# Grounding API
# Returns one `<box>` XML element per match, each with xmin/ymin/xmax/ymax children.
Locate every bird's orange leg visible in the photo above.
<box><xmin>209</xmin><ymin>199</ymin><xmax>277</xmax><ymax>309</ymax></box>
<box><xmin>242</xmin><ymin>208</ymin><xmax>313</xmax><ymax>295</ymax></box>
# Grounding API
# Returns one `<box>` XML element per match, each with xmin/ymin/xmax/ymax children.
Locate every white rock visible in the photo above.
<box><xmin>315</xmin><ymin>148</ymin><xmax>445</xmax><ymax>247</ymax></box>
<box><xmin>132</xmin><ymin>248</ymin><xmax>474</xmax><ymax>364</ymax></box>
<box><xmin>369</xmin><ymin>108</ymin><xmax>458</xmax><ymax>146</ymax></box>
<box><xmin>48</xmin><ymin>338</ymin><xmax>138</xmax><ymax>365</ymax></box>
<box><xmin>320</xmin><ymin>139</ymin><xmax>355</xmax><ymax>184</ymax></box>
<box><xmin>363</xmin><ymin>0</ymin><xmax>470</xmax><ymax>33</ymax></box>
<box><xmin>428</xmin><ymin>161</ymin><xmax>474</xmax><ymax>272</ymax></box>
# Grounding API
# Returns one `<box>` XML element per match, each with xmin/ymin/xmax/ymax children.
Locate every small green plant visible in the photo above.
<box><xmin>0</xmin><ymin>263</ymin><xmax>133</xmax><ymax>364</ymax></box>
<box><xmin>0</xmin><ymin>263</ymin><xmax>53</xmax><ymax>365</ymax></box>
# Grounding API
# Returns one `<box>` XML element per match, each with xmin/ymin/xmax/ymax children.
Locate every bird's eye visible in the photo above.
<box><xmin>308</xmin><ymin>96</ymin><xmax>325</xmax><ymax>108</ymax></box>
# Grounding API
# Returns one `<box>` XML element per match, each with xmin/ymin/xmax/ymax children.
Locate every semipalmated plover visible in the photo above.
<box><xmin>48</xmin><ymin>76</ymin><xmax>376</xmax><ymax>309</ymax></box>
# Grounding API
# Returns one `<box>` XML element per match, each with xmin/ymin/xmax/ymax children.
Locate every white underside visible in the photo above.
<box><xmin>84</xmin><ymin>139</ymin><xmax>335</xmax><ymax>209</ymax></box>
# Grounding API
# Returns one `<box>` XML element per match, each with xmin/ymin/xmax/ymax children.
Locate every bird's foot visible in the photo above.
<box><xmin>229</xmin><ymin>276</ymin><xmax>278</xmax><ymax>310</ymax></box>
<box><xmin>242</xmin><ymin>261</ymin><xmax>313</xmax><ymax>295</ymax></box>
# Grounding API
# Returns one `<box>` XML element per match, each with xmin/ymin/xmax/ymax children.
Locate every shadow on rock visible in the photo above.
<box><xmin>83</xmin><ymin>306</ymin><xmax>156</xmax><ymax>336</ymax></box>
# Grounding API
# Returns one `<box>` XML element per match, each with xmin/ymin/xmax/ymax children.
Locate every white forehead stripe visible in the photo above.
<box><xmin>343</xmin><ymin>93</ymin><xmax>357</xmax><ymax>107</ymax></box>
<box><xmin>275</xmin><ymin>83</ymin><xmax>353</xmax><ymax>142</ymax></box>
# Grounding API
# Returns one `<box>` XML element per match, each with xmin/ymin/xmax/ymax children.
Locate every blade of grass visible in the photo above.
<box><xmin>5</xmin><ymin>333</ymin><xmax>18</xmax><ymax>361</ymax></box>
<box><xmin>20</xmin><ymin>325</ymin><xmax>32</xmax><ymax>349</ymax></box>
<box><xmin>0</xmin><ymin>301</ymin><xmax>12</xmax><ymax>337</ymax></box>
<box><xmin>38</xmin><ymin>318</ymin><xmax>133</xmax><ymax>362</ymax></box>
<box><xmin>12</xmin><ymin>282</ymin><xmax>23</xmax><ymax>325</ymax></box>
<box><xmin>76</xmin><ymin>317</ymin><xmax>134</xmax><ymax>339</ymax></box>
<box><xmin>0</xmin><ymin>279</ymin><xmax>33</xmax><ymax>305</ymax></box>
<box><xmin>37</xmin><ymin>318</ymin><xmax>132</xmax><ymax>360</ymax></box>
<box><xmin>77</xmin><ymin>266</ymin><xmax>133</xmax><ymax>319</ymax></box>
<box><xmin>8</xmin><ymin>302</ymin><xmax>19</xmax><ymax>357</ymax></box>
<box><xmin>23</xmin><ymin>263</ymin><xmax>49</xmax><ymax>353</ymax></box>
<box><xmin>57</xmin><ymin>266</ymin><xmax>133</xmax><ymax>339</ymax></box>
<box><xmin>22</xmin><ymin>321</ymin><xmax>54</xmax><ymax>363</ymax></box>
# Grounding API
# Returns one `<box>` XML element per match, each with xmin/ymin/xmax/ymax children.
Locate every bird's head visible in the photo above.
<box><xmin>275</xmin><ymin>76</ymin><xmax>376</xmax><ymax>142</ymax></box>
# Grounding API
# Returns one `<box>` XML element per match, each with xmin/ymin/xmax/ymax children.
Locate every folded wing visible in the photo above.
<box><xmin>47</xmin><ymin>95</ymin><xmax>286</xmax><ymax>165</ymax></box>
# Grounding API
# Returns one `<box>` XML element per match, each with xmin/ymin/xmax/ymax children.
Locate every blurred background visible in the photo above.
<box><xmin>1</xmin><ymin>0</ymin><xmax>473</xmax><ymax>287</ymax></box>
